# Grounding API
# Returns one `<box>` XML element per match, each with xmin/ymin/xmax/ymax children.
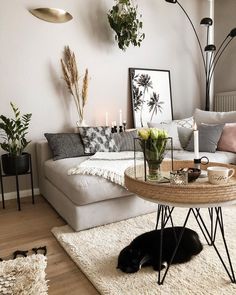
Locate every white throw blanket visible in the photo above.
<box><xmin>68</xmin><ymin>152</ymin><xmax>143</xmax><ymax>186</ymax></box>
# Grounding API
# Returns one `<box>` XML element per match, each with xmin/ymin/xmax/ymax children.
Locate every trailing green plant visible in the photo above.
<box><xmin>0</xmin><ymin>102</ymin><xmax>32</xmax><ymax>156</ymax></box>
<box><xmin>108</xmin><ymin>0</ymin><xmax>145</xmax><ymax>51</ymax></box>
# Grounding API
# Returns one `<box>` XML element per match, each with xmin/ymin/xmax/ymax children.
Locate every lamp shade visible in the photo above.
<box><xmin>200</xmin><ymin>17</ymin><xmax>213</xmax><ymax>26</ymax></box>
<box><xmin>205</xmin><ymin>44</ymin><xmax>216</xmax><ymax>52</ymax></box>
<box><xmin>165</xmin><ymin>0</ymin><xmax>177</xmax><ymax>3</ymax></box>
<box><xmin>229</xmin><ymin>28</ymin><xmax>236</xmax><ymax>38</ymax></box>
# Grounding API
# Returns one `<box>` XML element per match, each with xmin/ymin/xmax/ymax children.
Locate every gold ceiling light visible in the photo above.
<box><xmin>29</xmin><ymin>8</ymin><xmax>73</xmax><ymax>23</ymax></box>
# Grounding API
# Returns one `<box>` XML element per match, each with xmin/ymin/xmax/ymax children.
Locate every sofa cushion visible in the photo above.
<box><xmin>185</xmin><ymin>124</ymin><xmax>224</xmax><ymax>153</ymax></box>
<box><xmin>148</xmin><ymin>121</ymin><xmax>182</xmax><ymax>150</ymax></box>
<box><xmin>44</xmin><ymin>133</ymin><xmax>86</xmax><ymax>160</ymax></box>
<box><xmin>113</xmin><ymin>130</ymin><xmax>142</xmax><ymax>151</ymax></box>
<box><xmin>44</xmin><ymin>157</ymin><xmax>131</xmax><ymax>206</ymax></box>
<box><xmin>217</xmin><ymin>123</ymin><xmax>236</xmax><ymax>153</ymax></box>
<box><xmin>78</xmin><ymin>126</ymin><xmax>118</xmax><ymax>153</ymax></box>
<box><xmin>194</xmin><ymin>108</ymin><xmax>236</xmax><ymax>124</ymax></box>
<box><xmin>177</xmin><ymin>126</ymin><xmax>193</xmax><ymax>149</ymax></box>
<box><xmin>174</xmin><ymin>116</ymin><xmax>194</xmax><ymax>128</ymax></box>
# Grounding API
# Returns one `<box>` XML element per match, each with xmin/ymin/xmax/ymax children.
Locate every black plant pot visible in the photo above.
<box><xmin>1</xmin><ymin>152</ymin><xmax>30</xmax><ymax>175</ymax></box>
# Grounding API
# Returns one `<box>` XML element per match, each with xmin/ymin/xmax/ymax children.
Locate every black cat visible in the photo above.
<box><xmin>117</xmin><ymin>227</ymin><xmax>203</xmax><ymax>273</ymax></box>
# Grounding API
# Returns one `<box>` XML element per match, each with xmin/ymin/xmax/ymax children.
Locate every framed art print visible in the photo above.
<box><xmin>129</xmin><ymin>68</ymin><xmax>173</xmax><ymax>127</ymax></box>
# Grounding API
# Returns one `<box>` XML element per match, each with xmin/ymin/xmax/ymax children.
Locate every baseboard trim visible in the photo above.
<box><xmin>2</xmin><ymin>188</ymin><xmax>40</xmax><ymax>201</ymax></box>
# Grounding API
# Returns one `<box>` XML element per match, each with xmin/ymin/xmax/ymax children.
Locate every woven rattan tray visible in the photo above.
<box><xmin>124</xmin><ymin>160</ymin><xmax>236</xmax><ymax>207</ymax></box>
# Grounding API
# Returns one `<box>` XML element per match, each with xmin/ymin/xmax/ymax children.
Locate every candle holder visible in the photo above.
<box><xmin>119</xmin><ymin>125</ymin><xmax>123</xmax><ymax>133</ymax></box>
<box><xmin>194</xmin><ymin>156</ymin><xmax>209</xmax><ymax>178</ymax></box>
<box><xmin>123</xmin><ymin>121</ymin><xmax>127</xmax><ymax>131</ymax></box>
<box><xmin>170</xmin><ymin>170</ymin><xmax>188</xmax><ymax>185</ymax></box>
<box><xmin>113</xmin><ymin>125</ymin><xmax>117</xmax><ymax>133</ymax></box>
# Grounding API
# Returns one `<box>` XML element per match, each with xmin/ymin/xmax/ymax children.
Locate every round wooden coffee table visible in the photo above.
<box><xmin>125</xmin><ymin>160</ymin><xmax>236</xmax><ymax>208</ymax></box>
<box><xmin>124</xmin><ymin>160</ymin><xmax>236</xmax><ymax>285</ymax></box>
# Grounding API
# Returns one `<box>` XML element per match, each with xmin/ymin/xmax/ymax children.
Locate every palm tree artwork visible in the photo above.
<box><xmin>147</xmin><ymin>92</ymin><xmax>164</xmax><ymax>122</ymax></box>
<box><xmin>132</xmin><ymin>73</ymin><xmax>164</xmax><ymax>127</ymax></box>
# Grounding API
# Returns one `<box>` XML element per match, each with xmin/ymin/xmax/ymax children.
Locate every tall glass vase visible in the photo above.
<box><xmin>142</xmin><ymin>138</ymin><xmax>167</xmax><ymax>181</ymax></box>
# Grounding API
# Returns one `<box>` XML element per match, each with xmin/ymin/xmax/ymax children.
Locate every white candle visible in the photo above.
<box><xmin>119</xmin><ymin>109</ymin><xmax>122</xmax><ymax>126</ymax></box>
<box><xmin>193</xmin><ymin>122</ymin><xmax>199</xmax><ymax>159</ymax></box>
<box><xmin>105</xmin><ymin>112</ymin><xmax>108</xmax><ymax>126</ymax></box>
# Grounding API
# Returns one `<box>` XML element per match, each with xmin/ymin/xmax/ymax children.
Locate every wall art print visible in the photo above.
<box><xmin>129</xmin><ymin>68</ymin><xmax>173</xmax><ymax>128</ymax></box>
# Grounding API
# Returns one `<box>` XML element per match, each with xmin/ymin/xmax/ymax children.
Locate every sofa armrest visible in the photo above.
<box><xmin>35</xmin><ymin>140</ymin><xmax>52</xmax><ymax>195</ymax></box>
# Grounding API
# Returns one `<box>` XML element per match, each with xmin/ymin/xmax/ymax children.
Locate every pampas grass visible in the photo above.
<box><xmin>61</xmin><ymin>46</ymin><xmax>89</xmax><ymax>122</ymax></box>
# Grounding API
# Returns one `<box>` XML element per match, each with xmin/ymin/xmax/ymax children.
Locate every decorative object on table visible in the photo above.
<box><xmin>129</xmin><ymin>68</ymin><xmax>173</xmax><ymax>127</ymax></box>
<box><xmin>0</xmin><ymin>102</ymin><xmax>32</xmax><ymax>175</ymax></box>
<box><xmin>107</xmin><ymin>0</ymin><xmax>145</xmax><ymax>51</ymax></box>
<box><xmin>170</xmin><ymin>170</ymin><xmax>188</xmax><ymax>185</ymax></box>
<box><xmin>186</xmin><ymin>168</ymin><xmax>201</xmax><ymax>182</ymax></box>
<box><xmin>29</xmin><ymin>7</ymin><xmax>73</xmax><ymax>23</ymax></box>
<box><xmin>61</xmin><ymin>46</ymin><xmax>89</xmax><ymax>127</ymax></box>
<box><xmin>137</xmin><ymin>128</ymin><xmax>170</xmax><ymax>181</ymax></box>
<box><xmin>165</xmin><ymin>0</ymin><xmax>236</xmax><ymax>111</ymax></box>
<box><xmin>207</xmin><ymin>166</ymin><xmax>235</xmax><ymax>185</ymax></box>
<box><xmin>0</xmin><ymin>254</ymin><xmax>48</xmax><ymax>295</ymax></box>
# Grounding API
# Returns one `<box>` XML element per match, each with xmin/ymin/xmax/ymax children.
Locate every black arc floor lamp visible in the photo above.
<box><xmin>165</xmin><ymin>0</ymin><xmax>236</xmax><ymax>111</ymax></box>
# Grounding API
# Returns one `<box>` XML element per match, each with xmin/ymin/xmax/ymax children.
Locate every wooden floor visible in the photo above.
<box><xmin>0</xmin><ymin>195</ymin><xmax>99</xmax><ymax>295</ymax></box>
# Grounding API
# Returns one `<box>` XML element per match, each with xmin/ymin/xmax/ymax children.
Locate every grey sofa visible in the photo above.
<box><xmin>36</xmin><ymin>140</ymin><xmax>235</xmax><ymax>231</ymax></box>
<box><xmin>36</xmin><ymin>141</ymin><xmax>157</xmax><ymax>231</ymax></box>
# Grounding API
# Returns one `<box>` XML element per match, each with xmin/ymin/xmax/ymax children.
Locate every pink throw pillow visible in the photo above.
<box><xmin>217</xmin><ymin>123</ymin><xmax>236</xmax><ymax>153</ymax></box>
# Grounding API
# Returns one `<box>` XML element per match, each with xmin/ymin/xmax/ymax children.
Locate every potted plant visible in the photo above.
<box><xmin>107</xmin><ymin>0</ymin><xmax>145</xmax><ymax>51</ymax></box>
<box><xmin>0</xmin><ymin>102</ymin><xmax>32</xmax><ymax>175</ymax></box>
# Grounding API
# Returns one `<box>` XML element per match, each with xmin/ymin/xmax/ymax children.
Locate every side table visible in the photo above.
<box><xmin>125</xmin><ymin>160</ymin><xmax>236</xmax><ymax>285</ymax></box>
<box><xmin>0</xmin><ymin>154</ymin><xmax>35</xmax><ymax>211</ymax></box>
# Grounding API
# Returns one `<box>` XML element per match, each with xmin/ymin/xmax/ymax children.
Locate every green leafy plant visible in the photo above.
<box><xmin>0</xmin><ymin>102</ymin><xmax>32</xmax><ymax>156</ymax></box>
<box><xmin>108</xmin><ymin>0</ymin><xmax>145</xmax><ymax>51</ymax></box>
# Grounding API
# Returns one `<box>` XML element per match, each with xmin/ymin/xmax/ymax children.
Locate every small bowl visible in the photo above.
<box><xmin>187</xmin><ymin>168</ymin><xmax>201</xmax><ymax>182</ymax></box>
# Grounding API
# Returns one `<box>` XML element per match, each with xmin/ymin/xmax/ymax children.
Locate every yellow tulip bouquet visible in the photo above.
<box><xmin>138</xmin><ymin>128</ymin><xmax>169</xmax><ymax>180</ymax></box>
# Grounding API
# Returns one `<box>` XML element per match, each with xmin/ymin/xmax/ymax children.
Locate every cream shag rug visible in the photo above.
<box><xmin>52</xmin><ymin>207</ymin><xmax>236</xmax><ymax>295</ymax></box>
<box><xmin>0</xmin><ymin>254</ymin><xmax>48</xmax><ymax>295</ymax></box>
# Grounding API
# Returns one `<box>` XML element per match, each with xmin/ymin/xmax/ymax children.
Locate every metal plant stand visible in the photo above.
<box><xmin>0</xmin><ymin>154</ymin><xmax>34</xmax><ymax>211</ymax></box>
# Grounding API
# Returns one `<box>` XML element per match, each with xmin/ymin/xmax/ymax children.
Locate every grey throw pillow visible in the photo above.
<box><xmin>177</xmin><ymin>126</ymin><xmax>193</xmax><ymax>149</ymax></box>
<box><xmin>185</xmin><ymin>124</ymin><xmax>225</xmax><ymax>153</ymax></box>
<box><xmin>78</xmin><ymin>126</ymin><xmax>118</xmax><ymax>153</ymax></box>
<box><xmin>44</xmin><ymin>133</ymin><xmax>86</xmax><ymax>160</ymax></box>
<box><xmin>113</xmin><ymin>130</ymin><xmax>142</xmax><ymax>151</ymax></box>
<box><xmin>194</xmin><ymin>108</ymin><xmax>236</xmax><ymax>124</ymax></box>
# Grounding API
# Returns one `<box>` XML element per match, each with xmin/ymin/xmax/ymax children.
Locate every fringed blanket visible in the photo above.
<box><xmin>68</xmin><ymin>152</ymin><xmax>143</xmax><ymax>187</ymax></box>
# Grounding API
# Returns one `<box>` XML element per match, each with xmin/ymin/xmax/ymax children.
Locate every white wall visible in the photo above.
<box><xmin>214</xmin><ymin>0</ymin><xmax>236</xmax><ymax>94</ymax></box>
<box><xmin>0</xmin><ymin>0</ymin><xmax>209</xmax><ymax>193</ymax></box>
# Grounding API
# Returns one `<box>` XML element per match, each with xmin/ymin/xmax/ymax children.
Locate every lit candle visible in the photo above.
<box><xmin>193</xmin><ymin>122</ymin><xmax>199</xmax><ymax>159</ymax></box>
<box><xmin>105</xmin><ymin>112</ymin><xmax>108</xmax><ymax>126</ymax></box>
<box><xmin>119</xmin><ymin>109</ymin><xmax>122</xmax><ymax>126</ymax></box>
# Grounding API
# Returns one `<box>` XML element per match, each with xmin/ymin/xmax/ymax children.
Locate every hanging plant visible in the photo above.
<box><xmin>108</xmin><ymin>0</ymin><xmax>145</xmax><ymax>51</ymax></box>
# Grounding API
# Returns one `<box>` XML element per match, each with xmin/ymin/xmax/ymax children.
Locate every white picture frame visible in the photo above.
<box><xmin>129</xmin><ymin>68</ymin><xmax>173</xmax><ymax>128</ymax></box>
